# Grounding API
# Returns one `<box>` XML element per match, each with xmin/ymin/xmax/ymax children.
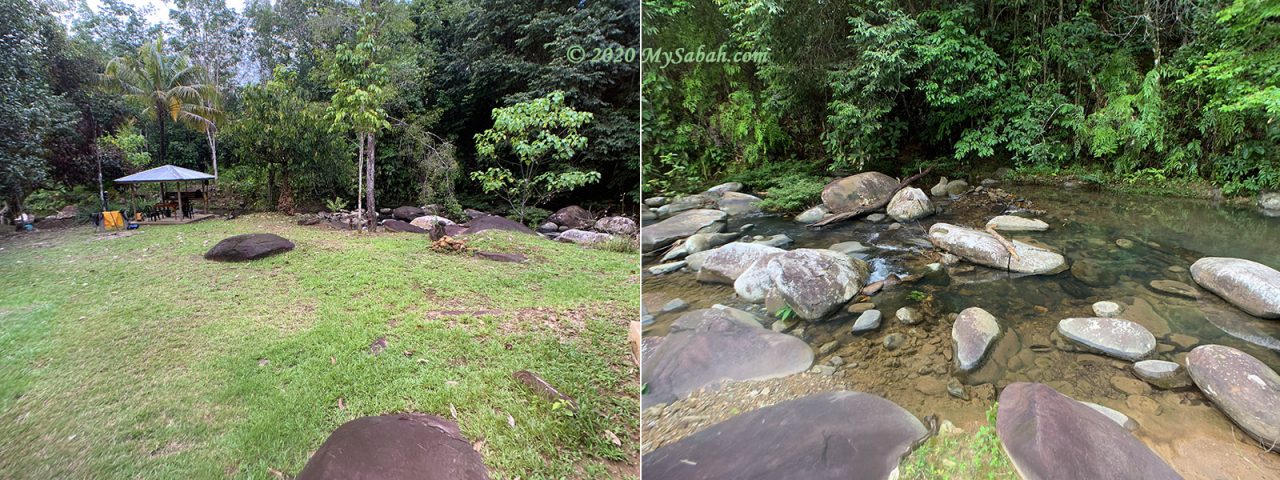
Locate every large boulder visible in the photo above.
<box><xmin>706</xmin><ymin>181</ymin><xmax>743</xmax><ymax>194</ymax></box>
<box><xmin>733</xmin><ymin>249</ymin><xmax>868</xmax><ymax>320</ymax></box>
<box><xmin>821</xmin><ymin>172</ymin><xmax>899</xmax><ymax>214</ymax></box>
<box><xmin>662</xmin><ymin>231</ymin><xmax>743</xmax><ymax>262</ymax></box>
<box><xmin>1186</xmin><ymin>345</ymin><xmax>1280</xmax><ymax>448</ymax></box>
<box><xmin>886</xmin><ymin>187</ymin><xmax>933</xmax><ymax>222</ymax></box>
<box><xmin>593</xmin><ymin>216</ymin><xmax>637</xmax><ymax>236</ymax></box>
<box><xmin>1190</xmin><ymin>257</ymin><xmax>1280</xmax><ymax>319</ymax></box>
<box><xmin>641</xmin><ymin>209</ymin><xmax>728</xmax><ymax>253</ymax></box>
<box><xmin>696</xmin><ymin>242</ymin><xmax>785</xmax><ymax>284</ymax></box>
<box><xmin>547</xmin><ymin>205</ymin><xmax>593</xmax><ymax>229</ymax></box>
<box><xmin>464</xmin><ymin>215</ymin><xmax>535</xmax><ymax>235</ymax></box>
<box><xmin>1057</xmin><ymin>317</ymin><xmax>1155</xmax><ymax>361</ymax></box>
<box><xmin>996</xmin><ymin>383</ymin><xmax>1182</xmax><ymax>480</ymax></box>
<box><xmin>642</xmin><ymin>391</ymin><xmax>926</xmax><ymax>480</ymax></box>
<box><xmin>665</xmin><ymin>194</ymin><xmax>720</xmax><ymax>215</ymax></box>
<box><xmin>556</xmin><ymin>229</ymin><xmax>614</xmax><ymax>245</ymax></box>
<box><xmin>717</xmin><ymin>191</ymin><xmax>763</xmax><ymax>217</ymax></box>
<box><xmin>297</xmin><ymin>414</ymin><xmax>488</xmax><ymax>480</ymax></box>
<box><xmin>204</xmin><ymin>233</ymin><xmax>294</xmax><ymax>261</ymax></box>
<box><xmin>392</xmin><ymin>206</ymin><xmax>426</xmax><ymax>221</ymax></box>
<box><xmin>382</xmin><ymin>219</ymin><xmax>426</xmax><ymax>233</ymax></box>
<box><xmin>927</xmin><ymin>223</ymin><xmax>1067</xmax><ymax>275</ymax></box>
<box><xmin>952</xmin><ymin>307</ymin><xmax>1001</xmax><ymax>373</ymax></box>
<box><xmin>641</xmin><ymin>307</ymin><xmax>813</xmax><ymax>404</ymax></box>
<box><xmin>1259</xmin><ymin>192</ymin><xmax>1280</xmax><ymax>211</ymax></box>
<box><xmin>410</xmin><ymin>215</ymin><xmax>455</xmax><ymax>230</ymax></box>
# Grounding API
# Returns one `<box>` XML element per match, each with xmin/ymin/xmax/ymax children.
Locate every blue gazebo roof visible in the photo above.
<box><xmin>115</xmin><ymin>165</ymin><xmax>215</xmax><ymax>184</ymax></box>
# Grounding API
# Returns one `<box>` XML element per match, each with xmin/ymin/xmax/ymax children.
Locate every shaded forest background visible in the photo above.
<box><xmin>3</xmin><ymin>0</ymin><xmax>639</xmax><ymax>222</ymax></box>
<box><xmin>642</xmin><ymin>0</ymin><xmax>1278</xmax><ymax>209</ymax></box>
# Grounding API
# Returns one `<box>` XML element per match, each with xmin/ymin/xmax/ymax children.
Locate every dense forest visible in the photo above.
<box><xmin>1</xmin><ymin>0</ymin><xmax>639</xmax><ymax>225</ymax></box>
<box><xmin>642</xmin><ymin>0</ymin><xmax>1279</xmax><ymax>209</ymax></box>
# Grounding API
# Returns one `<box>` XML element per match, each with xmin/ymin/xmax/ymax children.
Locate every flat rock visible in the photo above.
<box><xmin>886</xmin><ymin>187</ymin><xmax>933</xmax><ymax>222</ymax></box>
<box><xmin>392</xmin><ymin>206</ymin><xmax>426</xmax><ymax>221</ymax></box>
<box><xmin>852</xmin><ymin>310</ymin><xmax>882</xmax><ymax>333</ymax></box>
<box><xmin>795</xmin><ymin>205</ymin><xmax>829</xmax><ymax>224</ymax></box>
<box><xmin>986</xmin><ymin>215</ymin><xmax>1049</xmax><ymax>232</ymax></box>
<box><xmin>1093</xmin><ymin>301</ymin><xmax>1124</xmax><ymax>318</ymax></box>
<box><xmin>410</xmin><ymin>215</ymin><xmax>456</xmax><ymax>230</ymax></box>
<box><xmin>828</xmin><ymin>241</ymin><xmax>874</xmax><ymax>256</ymax></box>
<box><xmin>297</xmin><ymin>413</ymin><xmax>488</xmax><ymax>480</ymax></box>
<box><xmin>695</xmin><ymin>242</ymin><xmax>784</xmax><ymax>284</ymax></box>
<box><xmin>464</xmin><ymin>215</ymin><xmax>535</xmax><ymax>235</ymax></box>
<box><xmin>821</xmin><ymin>172</ymin><xmax>899</xmax><ymax>214</ymax></box>
<box><xmin>382</xmin><ymin>219</ymin><xmax>426</xmax><ymax>233</ymax></box>
<box><xmin>1190</xmin><ymin>257</ymin><xmax>1280</xmax><ymax>318</ymax></box>
<box><xmin>1149</xmin><ymin>279</ymin><xmax>1200</xmax><ymax>299</ymax></box>
<box><xmin>641</xmin><ymin>307</ymin><xmax>813</xmax><ymax>404</ymax></box>
<box><xmin>996</xmin><ymin>383</ymin><xmax>1182</xmax><ymax>480</ymax></box>
<box><xmin>952</xmin><ymin>307</ymin><xmax>1001</xmax><ymax>372</ymax></box>
<box><xmin>642</xmin><ymin>392</ymin><xmax>926</xmax><ymax>480</ymax></box>
<box><xmin>1186</xmin><ymin>345</ymin><xmax>1280</xmax><ymax>447</ymax></box>
<box><xmin>1133</xmin><ymin>360</ymin><xmax>1192</xmax><ymax>389</ymax></box>
<box><xmin>641</xmin><ymin>209</ymin><xmax>727</xmax><ymax>253</ymax></box>
<box><xmin>647</xmin><ymin>261</ymin><xmax>686</xmax><ymax>275</ymax></box>
<box><xmin>733</xmin><ymin>249</ymin><xmax>868</xmax><ymax>320</ymax></box>
<box><xmin>1057</xmin><ymin>317</ymin><xmax>1155</xmax><ymax>361</ymax></box>
<box><xmin>928</xmin><ymin>223</ymin><xmax>1067</xmax><ymax>275</ymax></box>
<box><xmin>204</xmin><ymin>233</ymin><xmax>294</xmax><ymax>261</ymax></box>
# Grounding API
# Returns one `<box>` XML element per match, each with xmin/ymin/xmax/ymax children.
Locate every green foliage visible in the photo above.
<box><xmin>97</xmin><ymin>121</ymin><xmax>151</xmax><ymax>169</ymax></box>
<box><xmin>908</xmin><ymin>290</ymin><xmax>928</xmax><ymax>302</ymax></box>
<box><xmin>776</xmin><ymin>305</ymin><xmax>795</xmax><ymax>322</ymax></box>
<box><xmin>324</xmin><ymin>196</ymin><xmax>348</xmax><ymax>213</ymax></box>
<box><xmin>898</xmin><ymin>404</ymin><xmax>1015</xmax><ymax>479</ymax></box>
<box><xmin>471</xmin><ymin>91</ymin><xmax>600</xmax><ymax>223</ymax></box>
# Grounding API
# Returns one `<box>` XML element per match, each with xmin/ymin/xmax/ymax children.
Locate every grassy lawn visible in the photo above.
<box><xmin>0</xmin><ymin>214</ymin><xmax>639</xmax><ymax>479</ymax></box>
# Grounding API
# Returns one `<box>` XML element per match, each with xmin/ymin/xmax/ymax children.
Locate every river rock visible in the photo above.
<box><xmin>986</xmin><ymin>215</ymin><xmax>1049</xmax><ymax>232</ymax></box>
<box><xmin>696</xmin><ymin>242</ymin><xmax>785</xmax><ymax>284</ymax></box>
<box><xmin>661</xmin><ymin>231</ymin><xmax>742</xmax><ymax>262</ymax></box>
<box><xmin>886</xmin><ymin>187</ymin><xmax>933</xmax><ymax>222</ymax></box>
<box><xmin>641</xmin><ymin>307</ymin><xmax>814</xmax><ymax>404</ymax></box>
<box><xmin>852</xmin><ymin>310</ymin><xmax>882</xmax><ymax>333</ymax></box>
<box><xmin>751</xmin><ymin>234</ymin><xmax>793</xmax><ymax>249</ymax></box>
<box><xmin>1093</xmin><ymin>301</ymin><xmax>1124</xmax><ymax>318</ymax></box>
<box><xmin>896</xmin><ymin>307</ymin><xmax>922</xmax><ymax>325</ymax></box>
<box><xmin>1186</xmin><ymin>345</ymin><xmax>1280</xmax><ymax>447</ymax></box>
<box><xmin>640</xmin><ymin>205</ymin><xmax>657</xmax><ymax>222</ymax></box>
<box><xmin>1260</xmin><ymin>192</ymin><xmax>1280</xmax><ymax>210</ymax></box>
<box><xmin>996</xmin><ymin>383</ymin><xmax>1182</xmax><ymax>480</ymax></box>
<box><xmin>555</xmin><ymin>229</ymin><xmax>613</xmax><ymax>245</ymax></box>
<box><xmin>952</xmin><ymin>307</ymin><xmax>1001</xmax><ymax>373</ymax></box>
<box><xmin>648</xmin><ymin>261</ymin><xmax>686</xmax><ymax>275</ymax></box>
<box><xmin>410</xmin><ymin>215</ymin><xmax>456</xmax><ymax>230</ymax></box>
<box><xmin>828</xmin><ymin>241</ymin><xmax>874</xmax><ymax>257</ymax></box>
<box><xmin>930</xmin><ymin>177</ymin><xmax>950</xmax><ymax>197</ymax></box>
<box><xmin>666</xmin><ymin>194</ymin><xmax>719</xmax><ymax>215</ymax></box>
<box><xmin>641</xmin><ymin>209</ymin><xmax>727</xmax><ymax>253</ymax></box>
<box><xmin>1080</xmin><ymin>401</ymin><xmax>1138</xmax><ymax>431</ymax></box>
<box><xmin>644</xmin><ymin>196</ymin><xmax>668</xmax><ymax>207</ymax></box>
<box><xmin>795</xmin><ymin>205</ymin><xmax>829</xmax><ymax>224</ymax></box>
<box><xmin>1133</xmin><ymin>360</ymin><xmax>1192</xmax><ymax>389</ymax></box>
<box><xmin>465</xmin><ymin>215</ymin><xmax>535</xmax><ymax>235</ymax></box>
<box><xmin>927</xmin><ymin>223</ymin><xmax>1068</xmax><ymax>275</ymax></box>
<box><xmin>821</xmin><ymin>172</ymin><xmax>899</xmax><ymax>214</ymax></box>
<box><xmin>733</xmin><ymin>249</ymin><xmax>868</xmax><ymax>320</ymax></box>
<box><xmin>382</xmin><ymin>219</ymin><xmax>426</xmax><ymax>233</ymax></box>
<box><xmin>593</xmin><ymin>216</ymin><xmax>637</xmax><ymax>236</ymax></box>
<box><xmin>297</xmin><ymin>413</ymin><xmax>488</xmax><ymax>480</ymax></box>
<box><xmin>547</xmin><ymin>205</ymin><xmax>593</xmax><ymax>229</ymax></box>
<box><xmin>204</xmin><ymin>233</ymin><xmax>295</xmax><ymax>261</ymax></box>
<box><xmin>642</xmin><ymin>391</ymin><xmax>925</xmax><ymax>480</ymax></box>
<box><xmin>1148</xmin><ymin>279</ymin><xmax>1200</xmax><ymax>299</ymax></box>
<box><xmin>1190</xmin><ymin>257</ymin><xmax>1280</xmax><ymax>319</ymax></box>
<box><xmin>392</xmin><ymin>206</ymin><xmax>426</xmax><ymax>221</ymax></box>
<box><xmin>945</xmin><ymin>179</ymin><xmax>970</xmax><ymax>196</ymax></box>
<box><xmin>706</xmin><ymin>182</ymin><xmax>743</xmax><ymax>194</ymax></box>
<box><xmin>717</xmin><ymin>191</ymin><xmax>763</xmax><ymax>217</ymax></box>
<box><xmin>1057</xmin><ymin>317</ymin><xmax>1155</xmax><ymax>361</ymax></box>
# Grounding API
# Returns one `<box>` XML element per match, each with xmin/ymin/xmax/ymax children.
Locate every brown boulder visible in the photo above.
<box><xmin>297</xmin><ymin>414</ymin><xmax>488</xmax><ymax>480</ymax></box>
<box><xmin>821</xmin><ymin>172</ymin><xmax>899</xmax><ymax>214</ymax></box>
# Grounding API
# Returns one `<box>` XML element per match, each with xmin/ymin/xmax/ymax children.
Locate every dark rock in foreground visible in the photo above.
<box><xmin>641</xmin><ymin>307</ymin><xmax>812</xmax><ymax>404</ymax></box>
<box><xmin>1186</xmin><ymin>345</ymin><xmax>1280</xmax><ymax>448</ymax></box>
<box><xmin>392</xmin><ymin>206</ymin><xmax>425</xmax><ymax>221</ymax></box>
<box><xmin>297</xmin><ymin>413</ymin><xmax>488</xmax><ymax>480</ymax></box>
<box><xmin>204</xmin><ymin>233</ymin><xmax>294</xmax><ymax>261</ymax></box>
<box><xmin>996</xmin><ymin>382</ymin><xmax>1182</xmax><ymax>480</ymax></box>
<box><xmin>464</xmin><ymin>215</ymin><xmax>535</xmax><ymax>235</ymax></box>
<box><xmin>643</xmin><ymin>391</ymin><xmax>926</xmax><ymax>480</ymax></box>
<box><xmin>548</xmin><ymin>205</ymin><xmax>593</xmax><ymax>229</ymax></box>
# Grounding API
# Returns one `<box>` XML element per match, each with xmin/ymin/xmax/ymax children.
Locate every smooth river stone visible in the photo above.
<box><xmin>927</xmin><ymin>223</ymin><xmax>1067</xmax><ymax>275</ymax></box>
<box><xmin>952</xmin><ymin>307</ymin><xmax>1001</xmax><ymax>373</ymax></box>
<box><xmin>996</xmin><ymin>383</ymin><xmax>1183</xmax><ymax>480</ymax></box>
<box><xmin>733</xmin><ymin>249</ymin><xmax>868</xmax><ymax>320</ymax></box>
<box><xmin>640</xmin><ymin>209</ymin><xmax>727</xmax><ymax>253</ymax></box>
<box><xmin>851</xmin><ymin>309</ymin><xmax>882</xmax><ymax>333</ymax></box>
<box><xmin>641</xmin><ymin>307</ymin><xmax>813</xmax><ymax>405</ymax></box>
<box><xmin>1190</xmin><ymin>257</ymin><xmax>1280</xmax><ymax>319</ymax></box>
<box><xmin>820</xmin><ymin>171</ymin><xmax>899</xmax><ymax>214</ymax></box>
<box><xmin>1133</xmin><ymin>360</ymin><xmax>1193</xmax><ymax>389</ymax></box>
<box><xmin>642</xmin><ymin>391</ymin><xmax>926</xmax><ymax>480</ymax></box>
<box><xmin>986</xmin><ymin>215</ymin><xmax>1050</xmax><ymax>232</ymax></box>
<box><xmin>1148</xmin><ymin>279</ymin><xmax>1200</xmax><ymax>299</ymax></box>
<box><xmin>297</xmin><ymin>414</ymin><xmax>488</xmax><ymax>480</ymax></box>
<box><xmin>694</xmin><ymin>242</ymin><xmax>783</xmax><ymax>284</ymax></box>
<box><xmin>1057</xmin><ymin>317</ymin><xmax>1156</xmax><ymax>361</ymax></box>
<box><xmin>1092</xmin><ymin>301</ymin><xmax>1124</xmax><ymax>318</ymax></box>
<box><xmin>1186</xmin><ymin>345</ymin><xmax>1280</xmax><ymax>448</ymax></box>
<box><xmin>1080</xmin><ymin>401</ymin><xmax>1138</xmax><ymax>431</ymax></box>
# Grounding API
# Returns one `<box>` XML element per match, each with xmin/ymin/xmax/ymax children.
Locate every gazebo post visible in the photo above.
<box><xmin>203</xmin><ymin>180</ymin><xmax>210</xmax><ymax>215</ymax></box>
<box><xmin>177</xmin><ymin>182</ymin><xmax>185</xmax><ymax>219</ymax></box>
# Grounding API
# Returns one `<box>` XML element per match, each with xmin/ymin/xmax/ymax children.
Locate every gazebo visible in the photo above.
<box><xmin>115</xmin><ymin>165</ymin><xmax>217</xmax><ymax>224</ymax></box>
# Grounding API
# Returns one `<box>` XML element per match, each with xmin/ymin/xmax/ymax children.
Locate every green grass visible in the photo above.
<box><xmin>897</xmin><ymin>405</ymin><xmax>1017</xmax><ymax>480</ymax></box>
<box><xmin>0</xmin><ymin>214</ymin><xmax>639</xmax><ymax>479</ymax></box>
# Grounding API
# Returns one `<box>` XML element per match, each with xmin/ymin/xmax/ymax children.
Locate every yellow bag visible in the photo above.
<box><xmin>103</xmin><ymin>211</ymin><xmax>125</xmax><ymax>230</ymax></box>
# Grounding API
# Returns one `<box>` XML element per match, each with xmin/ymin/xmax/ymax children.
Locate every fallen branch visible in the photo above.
<box><xmin>984</xmin><ymin>226</ymin><xmax>1021</xmax><ymax>261</ymax></box>
<box><xmin>809</xmin><ymin>167</ymin><xmax>933</xmax><ymax>229</ymax></box>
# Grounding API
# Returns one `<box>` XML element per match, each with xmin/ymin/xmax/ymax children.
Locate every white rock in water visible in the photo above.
<box><xmin>986</xmin><ymin>215</ymin><xmax>1049</xmax><ymax>232</ymax></box>
<box><xmin>1092</xmin><ymin>301</ymin><xmax>1123</xmax><ymax>318</ymax></box>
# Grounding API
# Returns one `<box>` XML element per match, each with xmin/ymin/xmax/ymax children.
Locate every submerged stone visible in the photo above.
<box><xmin>952</xmin><ymin>307</ymin><xmax>1001</xmax><ymax>373</ymax></box>
<box><xmin>1057</xmin><ymin>317</ymin><xmax>1155</xmax><ymax>361</ymax></box>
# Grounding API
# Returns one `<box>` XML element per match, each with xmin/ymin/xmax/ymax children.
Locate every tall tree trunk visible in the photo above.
<box><xmin>356</xmin><ymin>133</ymin><xmax>364</xmax><ymax>221</ymax></box>
<box><xmin>157</xmin><ymin>114</ymin><xmax>168</xmax><ymax>165</ymax></box>
<box><xmin>207</xmin><ymin>127</ymin><xmax>218</xmax><ymax>182</ymax></box>
<box><xmin>278</xmin><ymin>161</ymin><xmax>295</xmax><ymax>214</ymax></box>
<box><xmin>366</xmin><ymin>133</ymin><xmax>377</xmax><ymax>231</ymax></box>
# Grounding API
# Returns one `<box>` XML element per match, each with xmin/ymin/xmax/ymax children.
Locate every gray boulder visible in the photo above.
<box><xmin>548</xmin><ymin>205</ymin><xmax>593</xmax><ymax>229</ymax></box>
<box><xmin>795</xmin><ymin>205</ymin><xmax>829</xmax><ymax>224</ymax></box>
<box><xmin>996</xmin><ymin>383</ymin><xmax>1182</xmax><ymax>480</ymax></box>
<box><xmin>930</xmin><ymin>177</ymin><xmax>950</xmax><ymax>197</ymax></box>
<box><xmin>1259</xmin><ymin>192</ymin><xmax>1280</xmax><ymax>211</ymax></box>
<box><xmin>821</xmin><ymin>172</ymin><xmax>899</xmax><ymax>214</ymax></box>
<box><xmin>1186</xmin><ymin>345</ymin><xmax>1280</xmax><ymax>448</ymax></box>
<box><xmin>642</xmin><ymin>392</ymin><xmax>926</xmax><ymax>480</ymax></box>
<box><xmin>663</xmin><ymin>231</ymin><xmax>744</xmax><ymax>262</ymax></box>
<box><xmin>706</xmin><ymin>182</ymin><xmax>743</xmax><ymax>194</ymax></box>
<box><xmin>886</xmin><ymin>187</ymin><xmax>933</xmax><ymax>222</ymax></box>
<box><xmin>593</xmin><ymin>216</ymin><xmax>638</xmax><ymax>236</ymax></box>
<box><xmin>392</xmin><ymin>206</ymin><xmax>425</xmax><ymax>221</ymax></box>
<box><xmin>1190</xmin><ymin>257</ymin><xmax>1280</xmax><ymax>318</ymax></box>
<box><xmin>297</xmin><ymin>414</ymin><xmax>488</xmax><ymax>480</ymax></box>
<box><xmin>944</xmin><ymin>179</ymin><xmax>970</xmax><ymax>196</ymax></box>
<box><xmin>464</xmin><ymin>215</ymin><xmax>535</xmax><ymax>235</ymax></box>
<box><xmin>205</xmin><ymin>233</ymin><xmax>294</xmax><ymax>261</ymax></box>
<box><xmin>928</xmin><ymin>223</ymin><xmax>1067</xmax><ymax>274</ymax></box>
<box><xmin>382</xmin><ymin>219</ymin><xmax>426</xmax><ymax>233</ymax></box>
<box><xmin>717</xmin><ymin>191</ymin><xmax>763</xmax><ymax>217</ymax></box>
<box><xmin>733</xmin><ymin>249</ymin><xmax>869</xmax><ymax>320</ymax></box>
<box><xmin>986</xmin><ymin>215</ymin><xmax>1049</xmax><ymax>232</ymax></box>
<box><xmin>696</xmin><ymin>242</ymin><xmax>784</xmax><ymax>284</ymax></box>
<box><xmin>952</xmin><ymin>307</ymin><xmax>1001</xmax><ymax>372</ymax></box>
<box><xmin>410</xmin><ymin>215</ymin><xmax>456</xmax><ymax>230</ymax></box>
<box><xmin>1057</xmin><ymin>317</ymin><xmax>1155</xmax><ymax>361</ymax></box>
<box><xmin>641</xmin><ymin>307</ymin><xmax>813</xmax><ymax>404</ymax></box>
<box><xmin>852</xmin><ymin>310</ymin><xmax>882</xmax><ymax>333</ymax></box>
<box><xmin>644</xmin><ymin>196</ymin><xmax>669</xmax><ymax>207</ymax></box>
<box><xmin>555</xmin><ymin>229</ymin><xmax>614</xmax><ymax>245</ymax></box>
<box><xmin>750</xmin><ymin>234</ymin><xmax>793</xmax><ymax>249</ymax></box>
<box><xmin>641</xmin><ymin>209</ymin><xmax>727</xmax><ymax>253</ymax></box>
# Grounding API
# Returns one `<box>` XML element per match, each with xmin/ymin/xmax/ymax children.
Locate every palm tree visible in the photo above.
<box><xmin>101</xmin><ymin>36</ymin><xmax>221</xmax><ymax>166</ymax></box>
